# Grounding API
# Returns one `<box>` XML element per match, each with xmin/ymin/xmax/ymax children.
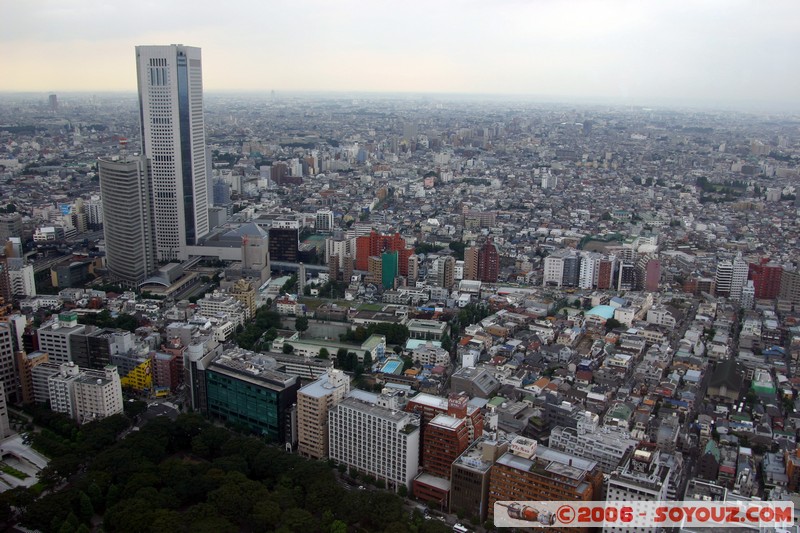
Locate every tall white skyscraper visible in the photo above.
<box><xmin>136</xmin><ymin>45</ymin><xmax>209</xmax><ymax>261</ymax></box>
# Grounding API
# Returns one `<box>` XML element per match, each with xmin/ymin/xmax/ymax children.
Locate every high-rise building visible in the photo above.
<box><xmin>315</xmin><ymin>209</ymin><xmax>334</xmax><ymax>233</ymax></box>
<box><xmin>749</xmin><ymin>259</ymin><xmax>783</xmax><ymax>300</ymax></box>
<box><xmin>464</xmin><ymin>246</ymin><xmax>479</xmax><ymax>281</ymax></box>
<box><xmin>136</xmin><ymin>45</ymin><xmax>209</xmax><ymax>261</ymax></box>
<box><xmin>478</xmin><ymin>241</ymin><xmax>499</xmax><ymax>283</ymax></box>
<box><xmin>297</xmin><ymin>368</ymin><xmax>350</xmax><ymax>460</ymax></box>
<box><xmin>98</xmin><ymin>155</ymin><xmax>157</xmax><ymax>287</ymax></box>
<box><xmin>715</xmin><ymin>254</ymin><xmax>748</xmax><ymax>302</ymax></box>
<box><xmin>355</xmin><ymin>231</ymin><xmax>414</xmax><ymax>276</ymax></box>
<box><xmin>435</xmin><ymin>256</ymin><xmax>455</xmax><ymax>290</ymax></box>
<box><xmin>382</xmin><ymin>251</ymin><xmax>399</xmax><ymax>290</ymax></box>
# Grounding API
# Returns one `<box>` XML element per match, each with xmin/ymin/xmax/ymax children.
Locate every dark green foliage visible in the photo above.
<box><xmin>18</xmin><ymin>411</ymin><xmax>421</xmax><ymax>533</ymax></box>
<box><xmin>77</xmin><ymin>310</ymin><xmax>138</xmax><ymax>332</ymax></box>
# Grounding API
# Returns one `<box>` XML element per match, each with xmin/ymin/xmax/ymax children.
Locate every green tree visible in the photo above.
<box><xmin>363</xmin><ymin>351</ymin><xmax>373</xmax><ymax>369</ymax></box>
<box><xmin>604</xmin><ymin>318</ymin><xmax>623</xmax><ymax>333</ymax></box>
<box><xmin>295</xmin><ymin>316</ymin><xmax>309</xmax><ymax>335</ymax></box>
<box><xmin>78</xmin><ymin>491</ymin><xmax>94</xmax><ymax>522</ymax></box>
<box><xmin>318</xmin><ymin>347</ymin><xmax>329</xmax><ymax>359</ymax></box>
<box><xmin>283</xmin><ymin>343</ymin><xmax>294</xmax><ymax>354</ymax></box>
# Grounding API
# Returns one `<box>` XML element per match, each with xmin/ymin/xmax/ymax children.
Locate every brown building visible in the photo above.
<box><xmin>488</xmin><ymin>437</ymin><xmax>602</xmax><ymax>530</ymax></box>
<box><xmin>413</xmin><ymin>413</ymin><xmax>472</xmax><ymax>506</ymax></box>
<box><xmin>17</xmin><ymin>350</ymin><xmax>49</xmax><ymax>405</ymax></box>
<box><xmin>296</xmin><ymin>368</ymin><xmax>350</xmax><ymax>459</ymax></box>
<box><xmin>464</xmin><ymin>247</ymin><xmax>479</xmax><ymax>281</ymax></box>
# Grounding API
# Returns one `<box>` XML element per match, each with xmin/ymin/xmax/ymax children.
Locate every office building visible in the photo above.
<box><xmin>382</xmin><ymin>251</ymin><xmax>399</xmax><ymax>290</ymax></box>
<box><xmin>98</xmin><ymin>155</ymin><xmax>157</xmax><ymax>287</ymax></box>
<box><xmin>0</xmin><ymin>214</ymin><xmax>22</xmax><ymax>242</ymax></box>
<box><xmin>37</xmin><ymin>312</ymin><xmax>86</xmax><ymax>365</ymax></box>
<box><xmin>413</xmin><ymin>413</ymin><xmax>473</xmax><ymax>507</ymax></box>
<box><xmin>715</xmin><ymin>254</ymin><xmax>748</xmax><ymax>302</ymax></box>
<box><xmin>268</xmin><ymin>227</ymin><xmax>299</xmax><ymax>262</ymax></box>
<box><xmin>204</xmin><ymin>347</ymin><xmax>299</xmax><ymax>443</ymax></box>
<box><xmin>315</xmin><ymin>209</ymin><xmax>334</xmax><ymax>233</ymax></box>
<box><xmin>7</xmin><ymin>259</ymin><xmax>35</xmax><ymax>298</ymax></box>
<box><xmin>17</xmin><ymin>350</ymin><xmax>49</xmax><ymax>404</ymax></box>
<box><xmin>329</xmin><ymin>392</ymin><xmax>421</xmax><ymax>491</ymax></box>
<box><xmin>0</xmin><ymin>382</ymin><xmax>9</xmax><ymax>439</ymax></box>
<box><xmin>136</xmin><ymin>44</ymin><xmax>209</xmax><ymax>261</ymax></box>
<box><xmin>355</xmin><ymin>231</ymin><xmax>414</xmax><ymax>276</ymax></box>
<box><xmin>297</xmin><ymin>368</ymin><xmax>350</xmax><ymax>460</ymax></box>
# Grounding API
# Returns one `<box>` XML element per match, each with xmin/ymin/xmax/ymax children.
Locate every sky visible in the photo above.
<box><xmin>1</xmin><ymin>0</ymin><xmax>799</xmax><ymax>110</ymax></box>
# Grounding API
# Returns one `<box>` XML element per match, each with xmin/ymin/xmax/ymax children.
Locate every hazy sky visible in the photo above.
<box><xmin>1</xmin><ymin>0</ymin><xmax>799</xmax><ymax>109</ymax></box>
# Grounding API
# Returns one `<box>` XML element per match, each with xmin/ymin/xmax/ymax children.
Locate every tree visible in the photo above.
<box><xmin>440</xmin><ymin>333</ymin><xmax>452</xmax><ymax>352</ymax></box>
<box><xmin>604</xmin><ymin>318</ymin><xmax>623</xmax><ymax>333</ymax></box>
<box><xmin>282</xmin><ymin>343</ymin><xmax>294</xmax><ymax>354</ymax></box>
<box><xmin>363</xmin><ymin>351</ymin><xmax>373</xmax><ymax>369</ymax></box>
<box><xmin>318</xmin><ymin>348</ymin><xmax>329</xmax><ymax>359</ymax></box>
<box><xmin>295</xmin><ymin>316</ymin><xmax>309</xmax><ymax>336</ymax></box>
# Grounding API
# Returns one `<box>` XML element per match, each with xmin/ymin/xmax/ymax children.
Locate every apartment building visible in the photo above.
<box><xmin>329</xmin><ymin>392</ymin><xmax>421</xmax><ymax>491</ymax></box>
<box><xmin>297</xmin><ymin>368</ymin><xmax>350</xmax><ymax>460</ymax></box>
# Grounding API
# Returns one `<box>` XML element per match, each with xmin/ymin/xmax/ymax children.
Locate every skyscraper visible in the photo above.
<box><xmin>136</xmin><ymin>45</ymin><xmax>209</xmax><ymax>261</ymax></box>
<box><xmin>98</xmin><ymin>155</ymin><xmax>156</xmax><ymax>287</ymax></box>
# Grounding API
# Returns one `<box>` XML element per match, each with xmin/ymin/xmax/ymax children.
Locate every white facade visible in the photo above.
<box><xmin>8</xmin><ymin>262</ymin><xmax>36</xmax><ymax>298</ymax></box>
<box><xmin>315</xmin><ymin>209</ymin><xmax>334</xmax><ymax>232</ymax></box>
<box><xmin>48</xmin><ymin>362</ymin><xmax>123</xmax><ymax>424</ymax></box>
<box><xmin>73</xmin><ymin>366</ymin><xmax>124</xmax><ymax>424</ymax></box>
<box><xmin>198</xmin><ymin>291</ymin><xmax>249</xmax><ymax>327</ymax></box>
<box><xmin>543</xmin><ymin>254</ymin><xmax>565</xmax><ymax>287</ymax></box>
<box><xmin>0</xmin><ymin>322</ymin><xmax>16</xmax><ymax>402</ymax></box>
<box><xmin>36</xmin><ymin>313</ymin><xmax>86</xmax><ymax>364</ymax></box>
<box><xmin>136</xmin><ymin>45</ymin><xmax>209</xmax><ymax>261</ymax></box>
<box><xmin>329</xmin><ymin>394</ymin><xmax>420</xmax><ymax>490</ymax></box>
<box><xmin>548</xmin><ymin>414</ymin><xmax>637</xmax><ymax>474</ymax></box>
<box><xmin>578</xmin><ymin>252</ymin><xmax>600</xmax><ymax>289</ymax></box>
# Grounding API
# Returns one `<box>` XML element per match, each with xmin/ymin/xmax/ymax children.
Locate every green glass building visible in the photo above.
<box><xmin>204</xmin><ymin>350</ymin><xmax>299</xmax><ymax>443</ymax></box>
<box><xmin>381</xmin><ymin>250</ymin><xmax>398</xmax><ymax>290</ymax></box>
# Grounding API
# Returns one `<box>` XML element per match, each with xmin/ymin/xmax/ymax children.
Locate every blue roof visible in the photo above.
<box><xmin>587</xmin><ymin>305</ymin><xmax>615</xmax><ymax>320</ymax></box>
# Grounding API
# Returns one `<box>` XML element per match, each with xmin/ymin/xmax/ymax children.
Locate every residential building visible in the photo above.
<box><xmin>329</xmin><ymin>392</ymin><xmax>421</xmax><ymax>491</ymax></box>
<box><xmin>488</xmin><ymin>437</ymin><xmax>603</xmax><ymax>526</ymax></box>
<box><xmin>604</xmin><ymin>444</ymin><xmax>674</xmax><ymax>533</ymax></box>
<box><xmin>548</xmin><ymin>412</ymin><xmax>638</xmax><ymax>474</ymax></box>
<box><xmin>297</xmin><ymin>368</ymin><xmax>350</xmax><ymax>460</ymax></box>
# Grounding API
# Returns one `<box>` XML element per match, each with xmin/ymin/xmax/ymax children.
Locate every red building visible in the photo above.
<box><xmin>749</xmin><ymin>258</ymin><xmax>783</xmax><ymax>300</ymax></box>
<box><xmin>409</xmin><ymin>393</ymin><xmax>484</xmax><ymax>507</ymax></box>
<box><xmin>597</xmin><ymin>259</ymin><xmax>615</xmax><ymax>289</ymax></box>
<box><xmin>478</xmin><ymin>241</ymin><xmax>499</xmax><ymax>283</ymax></box>
<box><xmin>154</xmin><ymin>339</ymin><xmax>185</xmax><ymax>391</ymax></box>
<box><xmin>355</xmin><ymin>231</ymin><xmax>413</xmax><ymax>276</ymax></box>
<box><xmin>645</xmin><ymin>259</ymin><xmax>661</xmax><ymax>292</ymax></box>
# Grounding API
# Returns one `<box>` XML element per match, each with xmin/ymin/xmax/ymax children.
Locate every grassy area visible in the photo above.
<box><xmin>0</xmin><ymin>462</ymin><xmax>29</xmax><ymax>480</ymax></box>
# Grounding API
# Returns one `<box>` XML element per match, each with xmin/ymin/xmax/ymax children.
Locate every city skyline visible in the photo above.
<box><xmin>2</xmin><ymin>0</ymin><xmax>800</xmax><ymax>111</ymax></box>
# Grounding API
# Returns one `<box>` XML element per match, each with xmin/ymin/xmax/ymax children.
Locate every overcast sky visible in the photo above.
<box><xmin>1</xmin><ymin>0</ymin><xmax>798</xmax><ymax>110</ymax></box>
